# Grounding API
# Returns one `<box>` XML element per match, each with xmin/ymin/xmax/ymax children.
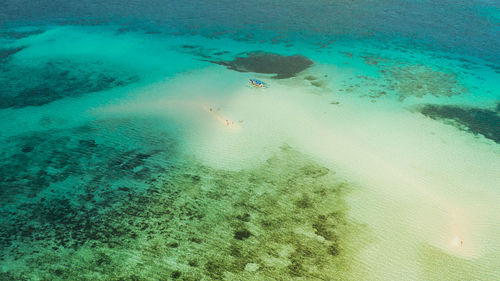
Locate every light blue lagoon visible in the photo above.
<box><xmin>0</xmin><ymin>1</ymin><xmax>499</xmax><ymax>280</ymax></box>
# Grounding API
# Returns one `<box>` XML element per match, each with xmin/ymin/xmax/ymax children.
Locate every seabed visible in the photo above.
<box><xmin>1</xmin><ymin>5</ymin><xmax>499</xmax><ymax>280</ymax></box>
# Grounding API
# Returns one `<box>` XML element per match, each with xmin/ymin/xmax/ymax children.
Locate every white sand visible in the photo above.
<box><xmin>93</xmin><ymin>62</ymin><xmax>500</xmax><ymax>279</ymax></box>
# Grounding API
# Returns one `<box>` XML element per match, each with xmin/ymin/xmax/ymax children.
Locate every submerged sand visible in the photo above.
<box><xmin>99</xmin><ymin>64</ymin><xmax>500</xmax><ymax>279</ymax></box>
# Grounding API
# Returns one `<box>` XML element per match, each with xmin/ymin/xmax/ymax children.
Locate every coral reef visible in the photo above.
<box><xmin>0</xmin><ymin>47</ymin><xmax>25</xmax><ymax>62</ymax></box>
<box><xmin>0</xmin><ymin>118</ymin><xmax>361</xmax><ymax>280</ymax></box>
<box><xmin>174</xmin><ymin>45</ymin><xmax>226</xmax><ymax>59</ymax></box>
<box><xmin>342</xmin><ymin>54</ymin><xmax>468</xmax><ymax>101</ymax></box>
<box><xmin>206</xmin><ymin>51</ymin><xmax>314</xmax><ymax>79</ymax></box>
<box><xmin>0</xmin><ymin>59</ymin><xmax>139</xmax><ymax>108</ymax></box>
<box><xmin>419</xmin><ymin>104</ymin><xmax>500</xmax><ymax>144</ymax></box>
<box><xmin>0</xmin><ymin>30</ymin><xmax>45</xmax><ymax>39</ymax></box>
<box><xmin>385</xmin><ymin>64</ymin><xmax>467</xmax><ymax>100</ymax></box>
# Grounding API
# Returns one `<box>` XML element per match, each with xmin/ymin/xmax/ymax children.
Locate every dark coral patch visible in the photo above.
<box><xmin>213</xmin><ymin>51</ymin><xmax>230</xmax><ymax>56</ymax></box>
<box><xmin>420</xmin><ymin>104</ymin><xmax>500</xmax><ymax>143</ymax></box>
<box><xmin>171</xmin><ymin>270</ymin><xmax>181</xmax><ymax>279</ymax></box>
<box><xmin>0</xmin><ymin>119</ymin><xmax>177</xmax><ymax>271</ymax></box>
<box><xmin>0</xmin><ymin>119</ymin><xmax>171</xmax><ymax>203</ymax></box>
<box><xmin>206</xmin><ymin>51</ymin><xmax>314</xmax><ymax>79</ymax></box>
<box><xmin>234</xmin><ymin>229</ymin><xmax>251</xmax><ymax>240</ymax></box>
<box><xmin>0</xmin><ymin>47</ymin><xmax>25</xmax><ymax>61</ymax></box>
<box><xmin>0</xmin><ymin>30</ymin><xmax>44</xmax><ymax>39</ymax></box>
<box><xmin>0</xmin><ymin>59</ymin><xmax>139</xmax><ymax>109</ymax></box>
<box><xmin>174</xmin><ymin>44</ymin><xmax>221</xmax><ymax>59</ymax></box>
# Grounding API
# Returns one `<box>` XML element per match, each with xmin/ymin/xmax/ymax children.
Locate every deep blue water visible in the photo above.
<box><xmin>1</xmin><ymin>0</ymin><xmax>499</xmax><ymax>63</ymax></box>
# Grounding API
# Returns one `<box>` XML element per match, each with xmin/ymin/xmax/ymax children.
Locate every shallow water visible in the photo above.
<box><xmin>1</xmin><ymin>1</ymin><xmax>499</xmax><ymax>280</ymax></box>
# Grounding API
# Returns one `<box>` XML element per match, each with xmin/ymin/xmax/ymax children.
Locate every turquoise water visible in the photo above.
<box><xmin>1</xmin><ymin>2</ymin><xmax>500</xmax><ymax>280</ymax></box>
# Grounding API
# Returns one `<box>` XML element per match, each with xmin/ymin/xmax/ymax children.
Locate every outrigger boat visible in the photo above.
<box><xmin>249</xmin><ymin>78</ymin><xmax>266</xmax><ymax>88</ymax></box>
